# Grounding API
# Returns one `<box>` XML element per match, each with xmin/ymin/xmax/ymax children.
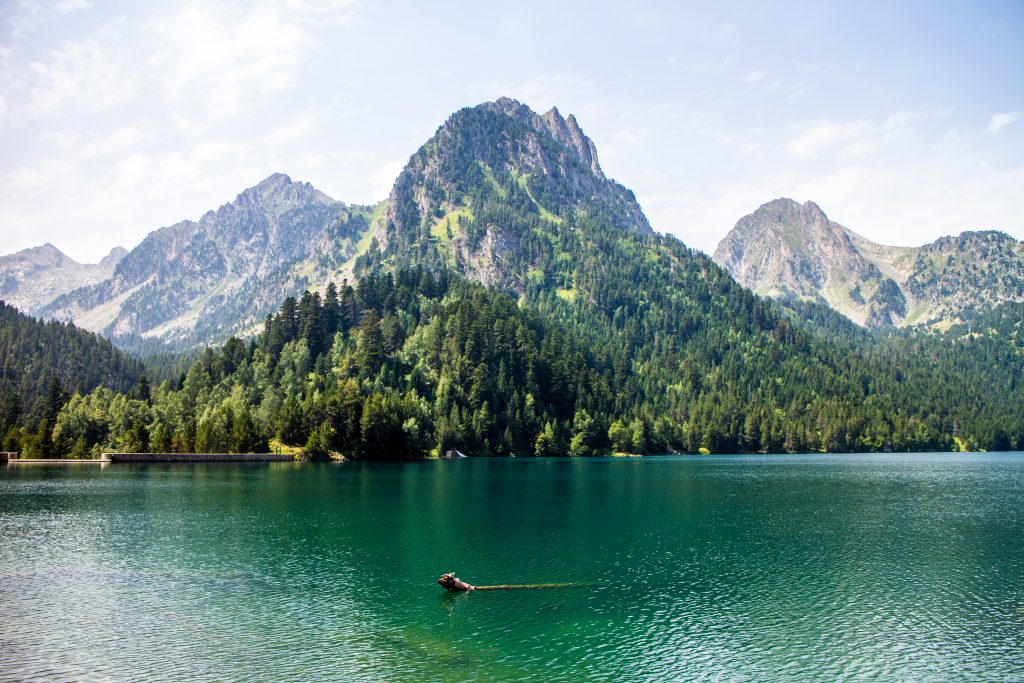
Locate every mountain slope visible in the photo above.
<box><xmin>37</xmin><ymin>174</ymin><xmax>376</xmax><ymax>351</ymax></box>
<box><xmin>0</xmin><ymin>243</ymin><xmax>126</xmax><ymax>314</ymax></box>
<box><xmin>713</xmin><ymin>198</ymin><xmax>1024</xmax><ymax>327</ymax></box>
<box><xmin>360</xmin><ymin>97</ymin><xmax>651</xmax><ymax>290</ymax></box>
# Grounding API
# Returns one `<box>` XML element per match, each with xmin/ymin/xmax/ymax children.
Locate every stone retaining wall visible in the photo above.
<box><xmin>104</xmin><ymin>453</ymin><xmax>294</xmax><ymax>462</ymax></box>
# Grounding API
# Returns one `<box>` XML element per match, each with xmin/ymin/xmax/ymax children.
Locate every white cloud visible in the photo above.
<box><xmin>795</xmin><ymin>61</ymin><xmax>834</xmax><ymax>74</ymax></box>
<box><xmin>786</xmin><ymin>112</ymin><xmax>922</xmax><ymax>160</ymax></box>
<box><xmin>3</xmin><ymin>157</ymin><xmax>76</xmax><ymax>194</ymax></box>
<box><xmin>685</xmin><ymin>60</ymin><xmax>729</xmax><ymax>73</ymax></box>
<box><xmin>3</xmin><ymin>0</ymin><xmax>95</xmax><ymax>38</ymax></box>
<box><xmin>149</xmin><ymin>2</ymin><xmax>313</xmax><ymax>118</ymax></box>
<box><xmin>169</xmin><ymin>112</ymin><xmax>213</xmax><ymax>139</ymax></box>
<box><xmin>263</xmin><ymin>108</ymin><xmax>319</xmax><ymax>146</ymax></box>
<box><xmin>938</xmin><ymin>127</ymin><xmax>963</xmax><ymax>149</ymax></box>
<box><xmin>27</xmin><ymin>35</ymin><xmax>136</xmax><ymax>116</ymax></box>
<box><xmin>283</xmin><ymin>0</ymin><xmax>359</xmax><ymax>26</ymax></box>
<box><xmin>39</xmin><ymin>124</ymin><xmax>149</xmax><ymax>161</ymax></box>
<box><xmin>0</xmin><ymin>1</ymin><xmax>369</xmax><ymax>260</ymax></box>
<box><xmin>786</xmin><ymin>119</ymin><xmax>871</xmax><ymax>159</ymax></box>
<box><xmin>79</xmin><ymin>124</ymin><xmax>149</xmax><ymax>159</ymax></box>
<box><xmin>54</xmin><ymin>0</ymin><xmax>93</xmax><ymax>14</ymax></box>
<box><xmin>0</xmin><ymin>139</ymin><xmax>267</xmax><ymax>260</ymax></box>
<box><xmin>709</xmin><ymin>129</ymin><xmax>762</xmax><ymax>157</ymax></box>
<box><xmin>740</xmin><ymin>70</ymin><xmax>766</xmax><ymax>83</ymax></box>
<box><xmin>986</xmin><ymin>111</ymin><xmax>1020</xmax><ymax>135</ymax></box>
<box><xmin>712</xmin><ymin>22</ymin><xmax>736</xmax><ymax>44</ymax></box>
<box><xmin>882</xmin><ymin>110</ymin><xmax>923</xmax><ymax>132</ymax></box>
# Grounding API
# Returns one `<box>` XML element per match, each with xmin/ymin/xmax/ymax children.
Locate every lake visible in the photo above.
<box><xmin>2</xmin><ymin>454</ymin><xmax>1023</xmax><ymax>681</ymax></box>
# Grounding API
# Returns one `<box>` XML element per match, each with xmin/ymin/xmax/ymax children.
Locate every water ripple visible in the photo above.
<box><xmin>1</xmin><ymin>455</ymin><xmax>1023</xmax><ymax>681</ymax></box>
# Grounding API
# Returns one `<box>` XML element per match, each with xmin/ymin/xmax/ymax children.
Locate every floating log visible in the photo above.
<box><xmin>437</xmin><ymin>572</ymin><xmax>585</xmax><ymax>591</ymax></box>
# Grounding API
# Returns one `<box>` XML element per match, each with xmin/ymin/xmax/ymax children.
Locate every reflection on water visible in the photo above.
<box><xmin>1</xmin><ymin>454</ymin><xmax>1023</xmax><ymax>681</ymax></box>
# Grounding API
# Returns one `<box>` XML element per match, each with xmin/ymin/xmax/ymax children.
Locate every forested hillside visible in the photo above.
<box><xmin>3</xmin><ymin>99</ymin><xmax>1022</xmax><ymax>458</ymax></box>
<box><xmin>0</xmin><ymin>300</ymin><xmax>144</xmax><ymax>455</ymax></box>
<box><xmin>32</xmin><ymin>267</ymin><xmax>1023</xmax><ymax>459</ymax></box>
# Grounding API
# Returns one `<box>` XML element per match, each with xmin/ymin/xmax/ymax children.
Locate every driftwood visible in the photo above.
<box><xmin>437</xmin><ymin>572</ymin><xmax>582</xmax><ymax>592</ymax></box>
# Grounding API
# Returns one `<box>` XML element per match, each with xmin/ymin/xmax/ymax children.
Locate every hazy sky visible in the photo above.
<box><xmin>1</xmin><ymin>0</ymin><xmax>1022</xmax><ymax>262</ymax></box>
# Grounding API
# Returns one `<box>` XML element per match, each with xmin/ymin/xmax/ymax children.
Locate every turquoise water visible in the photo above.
<box><xmin>1</xmin><ymin>454</ymin><xmax>1023</xmax><ymax>681</ymax></box>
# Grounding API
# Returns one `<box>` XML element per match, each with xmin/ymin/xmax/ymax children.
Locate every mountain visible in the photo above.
<box><xmin>361</xmin><ymin>97</ymin><xmax>651</xmax><ymax>290</ymax></box>
<box><xmin>713</xmin><ymin>198</ymin><xmax>1024</xmax><ymax>327</ymax></box>
<box><xmin>8</xmin><ymin>98</ymin><xmax>1024</xmax><ymax>458</ymax></box>
<box><xmin>0</xmin><ymin>243</ymin><xmax>126</xmax><ymax>314</ymax></box>
<box><xmin>37</xmin><ymin>174</ymin><xmax>376</xmax><ymax>351</ymax></box>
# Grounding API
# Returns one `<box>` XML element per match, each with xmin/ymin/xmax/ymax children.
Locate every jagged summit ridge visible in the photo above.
<box><xmin>484</xmin><ymin>98</ymin><xmax>605</xmax><ymax>178</ymax></box>
<box><xmin>369</xmin><ymin>97</ymin><xmax>652</xmax><ymax>290</ymax></box>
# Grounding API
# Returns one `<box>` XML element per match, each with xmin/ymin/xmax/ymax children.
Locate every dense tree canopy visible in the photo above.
<box><xmin>0</xmin><ymin>300</ymin><xmax>144</xmax><ymax>455</ymax></box>
<box><xmin>7</xmin><ymin>265</ymin><xmax>1020</xmax><ymax>459</ymax></box>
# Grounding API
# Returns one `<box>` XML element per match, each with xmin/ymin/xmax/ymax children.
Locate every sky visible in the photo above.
<box><xmin>1</xmin><ymin>0</ymin><xmax>1022</xmax><ymax>262</ymax></box>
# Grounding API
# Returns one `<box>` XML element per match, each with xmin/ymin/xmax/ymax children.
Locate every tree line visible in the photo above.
<box><xmin>5</xmin><ymin>264</ymin><xmax>1020</xmax><ymax>459</ymax></box>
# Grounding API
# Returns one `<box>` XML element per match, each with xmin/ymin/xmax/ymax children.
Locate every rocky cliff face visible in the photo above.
<box><xmin>713</xmin><ymin>198</ymin><xmax>1024</xmax><ymax>327</ymax></box>
<box><xmin>0</xmin><ymin>243</ymin><xmax>126</xmax><ymax>314</ymax></box>
<box><xmin>366</xmin><ymin>97</ymin><xmax>652</xmax><ymax>290</ymax></box>
<box><xmin>38</xmin><ymin>174</ymin><xmax>376</xmax><ymax>350</ymax></box>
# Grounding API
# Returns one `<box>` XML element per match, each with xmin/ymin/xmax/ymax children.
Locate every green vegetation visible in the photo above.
<box><xmin>6</xmin><ymin>265</ymin><xmax>1020</xmax><ymax>460</ymax></box>
<box><xmin>0</xmin><ymin>300</ymin><xmax>144</xmax><ymax>457</ymax></box>
<box><xmin>2</xmin><ymin>101</ymin><xmax>1022</xmax><ymax>459</ymax></box>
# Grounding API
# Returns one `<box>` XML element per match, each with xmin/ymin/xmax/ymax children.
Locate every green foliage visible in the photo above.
<box><xmin>0</xmin><ymin>300</ymin><xmax>143</xmax><ymax>443</ymax></box>
<box><xmin>304</xmin><ymin>422</ymin><xmax>335</xmax><ymax>460</ymax></box>
<box><xmin>24</xmin><ymin>263</ymin><xmax>1024</xmax><ymax>459</ymax></box>
<box><xmin>124</xmin><ymin>419</ymin><xmax>149</xmax><ymax>454</ymax></box>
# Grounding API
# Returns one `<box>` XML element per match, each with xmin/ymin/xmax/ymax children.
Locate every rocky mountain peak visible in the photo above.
<box><xmin>746</xmin><ymin>197</ymin><xmax>825</xmax><ymax>225</ymax></box>
<box><xmin>19</xmin><ymin>242</ymin><xmax>74</xmax><ymax>267</ymax></box>
<box><xmin>0</xmin><ymin>242</ymin><xmax>127</xmax><ymax>314</ymax></box>
<box><xmin>715</xmin><ymin>199</ymin><xmax>1024</xmax><ymax>328</ymax></box>
<box><xmin>484</xmin><ymin>96</ymin><xmax>534</xmax><ymax>120</ymax></box>
<box><xmin>257</xmin><ymin>171</ymin><xmax>293</xmax><ymax>189</ymax></box>
<box><xmin>802</xmin><ymin>199</ymin><xmax>825</xmax><ymax>217</ymax></box>
<box><xmin>368</xmin><ymin>98</ymin><xmax>651</xmax><ymax>291</ymax></box>
<box><xmin>99</xmin><ymin>247</ymin><xmax>129</xmax><ymax>268</ymax></box>
<box><xmin>477</xmin><ymin>98</ymin><xmax>605</xmax><ymax>179</ymax></box>
<box><xmin>225</xmin><ymin>173</ymin><xmax>332</xmax><ymax>216</ymax></box>
<box><xmin>541</xmin><ymin>107</ymin><xmax>603</xmax><ymax>178</ymax></box>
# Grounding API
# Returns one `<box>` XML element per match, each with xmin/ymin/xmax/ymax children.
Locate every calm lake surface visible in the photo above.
<box><xmin>2</xmin><ymin>454</ymin><xmax>1023</xmax><ymax>681</ymax></box>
